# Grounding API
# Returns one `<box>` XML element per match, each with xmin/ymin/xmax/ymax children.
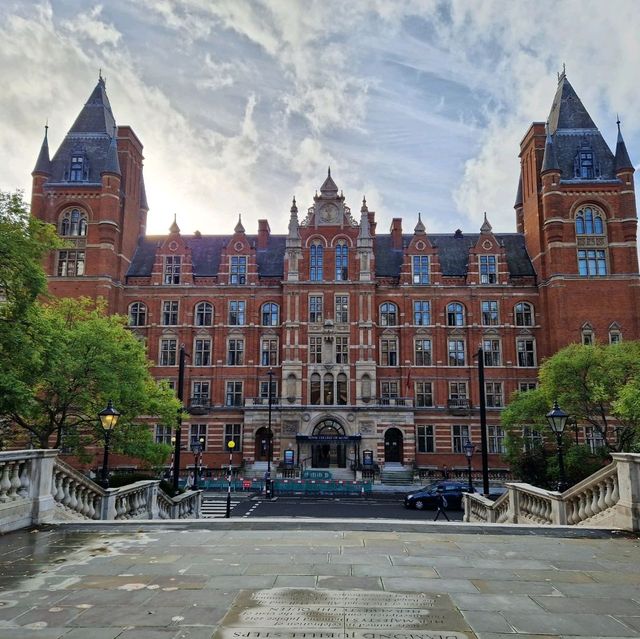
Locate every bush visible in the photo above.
<box><xmin>108</xmin><ymin>471</ymin><xmax>156</xmax><ymax>488</ymax></box>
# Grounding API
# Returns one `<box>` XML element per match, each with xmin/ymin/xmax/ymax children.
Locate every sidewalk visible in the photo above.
<box><xmin>0</xmin><ymin>520</ymin><xmax>638</xmax><ymax>638</ymax></box>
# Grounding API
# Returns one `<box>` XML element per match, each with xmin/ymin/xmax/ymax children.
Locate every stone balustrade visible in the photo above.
<box><xmin>0</xmin><ymin>450</ymin><xmax>202</xmax><ymax>533</ymax></box>
<box><xmin>464</xmin><ymin>453</ymin><xmax>640</xmax><ymax>531</ymax></box>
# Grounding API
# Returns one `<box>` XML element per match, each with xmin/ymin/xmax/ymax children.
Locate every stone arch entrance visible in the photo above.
<box><xmin>311</xmin><ymin>419</ymin><xmax>347</xmax><ymax>468</ymax></box>
<box><xmin>384</xmin><ymin>427</ymin><xmax>403</xmax><ymax>463</ymax></box>
<box><xmin>254</xmin><ymin>427</ymin><xmax>271</xmax><ymax>462</ymax></box>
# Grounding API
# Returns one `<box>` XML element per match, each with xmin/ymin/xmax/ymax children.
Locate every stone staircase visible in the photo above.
<box><xmin>380</xmin><ymin>463</ymin><xmax>414</xmax><ymax>485</ymax></box>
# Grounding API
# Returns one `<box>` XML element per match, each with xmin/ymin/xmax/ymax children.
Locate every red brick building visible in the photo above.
<box><xmin>30</xmin><ymin>72</ymin><xmax>638</xmax><ymax>478</ymax></box>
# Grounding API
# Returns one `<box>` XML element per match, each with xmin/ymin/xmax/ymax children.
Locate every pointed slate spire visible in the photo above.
<box><xmin>169</xmin><ymin>214</ymin><xmax>180</xmax><ymax>234</ymax></box>
<box><xmin>541</xmin><ymin>122</ymin><xmax>560</xmax><ymax>174</ymax></box>
<box><xmin>514</xmin><ymin>175</ymin><xmax>523</xmax><ymax>208</ymax></box>
<box><xmin>480</xmin><ymin>212</ymin><xmax>492</xmax><ymax>234</ymax></box>
<box><xmin>139</xmin><ymin>173</ymin><xmax>149</xmax><ymax>210</ymax></box>
<box><xmin>33</xmin><ymin>124</ymin><xmax>51</xmax><ymax>175</ymax></box>
<box><xmin>288</xmin><ymin>197</ymin><xmax>300</xmax><ymax>238</ymax></box>
<box><xmin>414</xmin><ymin>212</ymin><xmax>426</xmax><ymax>234</ymax></box>
<box><xmin>102</xmin><ymin>127</ymin><xmax>121</xmax><ymax>176</ymax></box>
<box><xmin>548</xmin><ymin>73</ymin><xmax>597</xmax><ymax>134</ymax></box>
<box><xmin>234</xmin><ymin>214</ymin><xmax>245</xmax><ymax>234</ymax></box>
<box><xmin>319</xmin><ymin>166</ymin><xmax>338</xmax><ymax>195</ymax></box>
<box><xmin>68</xmin><ymin>75</ymin><xmax>116</xmax><ymax>135</ymax></box>
<box><xmin>614</xmin><ymin>118</ymin><xmax>634</xmax><ymax>172</ymax></box>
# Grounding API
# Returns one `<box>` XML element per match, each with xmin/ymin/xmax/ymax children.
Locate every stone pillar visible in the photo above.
<box><xmin>30</xmin><ymin>450</ymin><xmax>59</xmax><ymax>525</ymax></box>
<box><xmin>100</xmin><ymin>489</ymin><xmax>118</xmax><ymax>520</ymax></box>
<box><xmin>610</xmin><ymin>453</ymin><xmax>640</xmax><ymax>532</ymax></box>
<box><xmin>506</xmin><ymin>483</ymin><xmax>520</xmax><ymax>524</ymax></box>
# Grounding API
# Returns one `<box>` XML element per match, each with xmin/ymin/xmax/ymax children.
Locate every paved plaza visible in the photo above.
<box><xmin>0</xmin><ymin>520</ymin><xmax>639</xmax><ymax>638</ymax></box>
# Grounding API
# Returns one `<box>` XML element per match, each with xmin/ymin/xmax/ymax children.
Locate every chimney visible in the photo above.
<box><xmin>390</xmin><ymin>218</ymin><xmax>402</xmax><ymax>250</ymax></box>
<box><xmin>258</xmin><ymin>219</ymin><xmax>270</xmax><ymax>249</ymax></box>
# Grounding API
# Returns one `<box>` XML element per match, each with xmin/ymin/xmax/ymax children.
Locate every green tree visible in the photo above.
<box><xmin>0</xmin><ymin>297</ymin><xmax>179</xmax><ymax>464</ymax></box>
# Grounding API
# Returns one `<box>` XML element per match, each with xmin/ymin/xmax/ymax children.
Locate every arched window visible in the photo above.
<box><xmin>261</xmin><ymin>302</ymin><xmax>279</xmax><ymax>326</ymax></box>
<box><xmin>575</xmin><ymin>207</ymin><xmax>604</xmax><ymax>235</ymax></box>
<box><xmin>337</xmin><ymin>373</ymin><xmax>348</xmax><ymax>405</ymax></box>
<box><xmin>575</xmin><ymin>206</ymin><xmax>607</xmax><ymax>276</ymax></box>
<box><xmin>60</xmin><ymin>208</ymin><xmax>88</xmax><ymax>236</ymax></box>
<box><xmin>446</xmin><ymin>302</ymin><xmax>464</xmax><ymax>326</ymax></box>
<box><xmin>323</xmin><ymin>373</ymin><xmax>334</xmax><ymax>405</ymax></box>
<box><xmin>335</xmin><ymin>240</ymin><xmax>348</xmax><ymax>281</ymax></box>
<box><xmin>310</xmin><ymin>242</ymin><xmax>324</xmax><ymax>281</ymax></box>
<box><xmin>310</xmin><ymin>373</ymin><xmax>321</xmax><ymax>405</ymax></box>
<box><xmin>128</xmin><ymin>302</ymin><xmax>147</xmax><ymax>327</ymax></box>
<box><xmin>380</xmin><ymin>302</ymin><xmax>398</xmax><ymax>326</ymax></box>
<box><xmin>195</xmin><ymin>302</ymin><xmax>213</xmax><ymax>326</ymax></box>
<box><xmin>514</xmin><ymin>302</ymin><xmax>534</xmax><ymax>327</ymax></box>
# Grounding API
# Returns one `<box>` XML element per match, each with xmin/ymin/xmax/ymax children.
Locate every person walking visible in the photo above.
<box><xmin>433</xmin><ymin>487</ymin><xmax>450</xmax><ymax>521</ymax></box>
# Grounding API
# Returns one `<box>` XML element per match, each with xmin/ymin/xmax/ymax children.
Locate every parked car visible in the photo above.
<box><xmin>403</xmin><ymin>482</ymin><xmax>474</xmax><ymax>510</ymax></box>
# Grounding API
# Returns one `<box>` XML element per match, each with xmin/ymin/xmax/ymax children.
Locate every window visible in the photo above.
<box><xmin>483</xmin><ymin>339</ymin><xmax>501</xmax><ymax>366</ymax></box>
<box><xmin>415</xmin><ymin>382</ymin><xmax>433</xmax><ymax>407</ymax></box>
<box><xmin>155</xmin><ymin>425</ymin><xmax>172</xmax><ymax>445</ymax></box>
<box><xmin>259</xmin><ymin>380</ymin><xmax>278</xmax><ymax>401</ymax></box>
<box><xmin>230</xmin><ymin>255</ymin><xmax>247</xmax><ymax>284</ymax></box>
<box><xmin>414</xmin><ymin>339</ymin><xmax>432</xmax><ymax>366</ymax></box>
<box><xmin>448</xmin><ymin>382</ymin><xmax>468</xmax><ymax>407</ymax></box>
<box><xmin>261</xmin><ymin>338</ymin><xmax>278</xmax><ymax>366</ymax></box>
<box><xmin>575</xmin><ymin>206</ymin><xmax>604</xmax><ymax>235</ymax></box>
<box><xmin>225</xmin><ymin>381</ymin><xmax>243</xmax><ymax>407</ymax></box>
<box><xmin>412</xmin><ymin>255</ymin><xmax>430</xmax><ymax>284</ymax></box>
<box><xmin>162</xmin><ymin>301</ymin><xmax>179</xmax><ymax>326</ymax></box>
<box><xmin>189</xmin><ymin>424</ymin><xmax>207</xmax><ymax>449</ymax></box>
<box><xmin>310</xmin><ymin>242</ymin><xmax>324</xmax><ymax>281</ymax></box>
<box><xmin>381</xmin><ymin>338</ymin><xmax>398</xmax><ymax>366</ymax></box>
<box><xmin>514</xmin><ymin>302</ymin><xmax>534</xmax><ymax>327</ymax></box>
<box><xmin>585</xmin><ymin>426</ymin><xmax>605</xmax><ymax>452</ymax></box>
<box><xmin>323</xmin><ymin>373</ymin><xmax>333</xmax><ymax>404</ymax></box>
<box><xmin>335</xmin><ymin>337</ymin><xmax>348</xmax><ymax>364</ymax></box>
<box><xmin>335</xmin><ymin>241</ymin><xmax>348</xmax><ymax>280</ymax></box>
<box><xmin>261</xmin><ymin>302</ymin><xmax>279</xmax><ymax>326</ymax></box>
<box><xmin>163</xmin><ymin>256</ymin><xmax>181</xmax><ymax>284</ymax></box>
<box><xmin>335</xmin><ymin>295</ymin><xmax>348</xmax><ymax>323</ymax></box>
<box><xmin>380</xmin><ymin>302</ymin><xmax>398</xmax><ymax>326</ymax></box>
<box><xmin>195</xmin><ymin>302</ymin><xmax>213</xmax><ymax>326</ymax></box>
<box><xmin>448</xmin><ymin>339</ymin><xmax>465</xmax><ymax>366</ymax></box>
<box><xmin>194</xmin><ymin>338</ymin><xmax>212</xmax><ymax>366</ymax></box>
<box><xmin>310</xmin><ymin>373</ymin><xmax>321</xmax><ymax>404</ymax></box>
<box><xmin>69</xmin><ymin>155</ymin><xmax>87</xmax><ymax>181</ymax></box>
<box><xmin>523</xmin><ymin>426</ymin><xmax>543</xmax><ymax>451</ymax></box>
<box><xmin>574</xmin><ymin>147</ymin><xmax>597</xmax><ymax>179</ymax></box>
<box><xmin>517</xmin><ymin>338</ymin><xmax>536</xmax><ymax>367</ymax></box>
<box><xmin>485</xmin><ymin>382</ymin><xmax>503</xmax><ymax>408</ymax></box>
<box><xmin>488</xmin><ymin>426</ymin><xmax>505</xmax><ymax>453</ymax></box>
<box><xmin>417</xmin><ymin>425</ymin><xmax>435</xmax><ymax>453</ymax></box>
<box><xmin>228</xmin><ymin>300</ymin><xmax>246</xmax><ymax>325</ymax></box>
<box><xmin>57</xmin><ymin>250</ymin><xmax>85</xmax><ymax>276</ymax></box>
<box><xmin>380</xmin><ymin>381</ymin><xmax>399</xmax><ymax>400</ymax></box>
<box><xmin>481</xmin><ymin>301</ymin><xmax>499</xmax><ymax>326</ymax></box>
<box><xmin>224</xmin><ymin>424</ymin><xmax>242</xmax><ymax>451</ymax></box>
<box><xmin>129</xmin><ymin>302</ymin><xmax>147</xmax><ymax>327</ymax></box>
<box><xmin>413</xmin><ymin>300</ymin><xmax>431</xmax><ymax>325</ymax></box>
<box><xmin>609</xmin><ymin>328</ymin><xmax>622</xmax><ymax>344</ymax></box>
<box><xmin>582</xmin><ymin>326</ymin><xmax>594</xmax><ymax>346</ymax></box>
<box><xmin>479</xmin><ymin>255</ymin><xmax>497</xmax><ymax>284</ymax></box>
<box><xmin>227</xmin><ymin>338</ymin><xmax>244</xmax><ymax>365</ymax></box>
<box><xmin>452</xmin><ymin>425</ymin><xmax>470</xmax><ymax>453</ymax></box>
<box><xmin>191</xmin><ymin>381</ymin><xmax>210</xmax><ymax>405</ymax></box>
<box><xmin>159</xmin><ymin>338</ymin><xmax>177</xmax><ymax>366</ymax></box>
<box><xmin>309</xmin><ymin>336</ymin><xmax>322</xmax><ymax>364</ymax></box>
<box><xmin>309</xmin><ymin>295</ymin><xmax>323</xmax><ymax>323</ymax></box>
<box><xmin>446</xmin><ymin>302</ymin><xmax>464</xmax><ymax>326</ymax></box>
<box><xmin>60</xmin><ymin>208</ymin><xmax>87</xmax><ymax>236</ymax></box>
<box><xmin>519</xmin><ymin>382</ymin><xmax>537</xmax><ymax>392</ymax></box>
<box><xmin>337</xmin><ymin>373</ymin><xmax>348</xmax><ymax>405</ymax></box>
<box><xmin>578</xmin><ymin>250</ymin><xmax>607</xmax><ymax>276</ymax></box>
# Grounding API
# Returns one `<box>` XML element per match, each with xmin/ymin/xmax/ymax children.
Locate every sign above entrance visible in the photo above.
<box><xmin>296</xmin><ymin>434</ymin><xmax>361</xmax><ymax>442</ymax></box>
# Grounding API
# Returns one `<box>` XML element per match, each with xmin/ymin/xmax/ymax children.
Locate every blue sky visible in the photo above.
<box><xmin>1</xmin><ymin>1</ymin><xmax>639</xmax><ymax>236</ymax></box>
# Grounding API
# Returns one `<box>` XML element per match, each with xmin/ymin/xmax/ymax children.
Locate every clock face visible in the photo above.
<box><xmin>320</xmin><ymin>204</ymin><xmax>338</xmax><ymax>223</ymax></box>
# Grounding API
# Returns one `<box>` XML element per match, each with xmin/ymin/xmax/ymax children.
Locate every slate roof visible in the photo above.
<box><xmin>33</xmin><ymin>127</ymin><xmax>51</xmax><ymax>174</ymax></box>
<box><xmin>615</xmin><ymin>123</ymin><xmax>634</xmax><ymax>171</ymax></box>
<box><xmin>127</xmin><ymin>233</ymin><xmax>535</xmax><ymax>280</ymax></box>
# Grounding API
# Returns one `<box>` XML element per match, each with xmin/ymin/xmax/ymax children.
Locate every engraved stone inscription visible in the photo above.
<box><xmin>213</xmin><ymin>589</ymin><xmax>476</xmax><ymax>639</ymax></box>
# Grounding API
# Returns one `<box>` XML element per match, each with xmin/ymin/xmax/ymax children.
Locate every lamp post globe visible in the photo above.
<box><xmin>546</xmin><ymin>400</ymin><xmax>569</xmax><ymax>492</ymax></box>
<box><xmin>226</xmin><ymin>440</ymin><xmax>236</xmax><ymax>518</ymax></box>
<box><xmin>462</xmin><ymin>440</ymin><xmax>476</xmax><ymax>494</ymax></box>
<box><xmin>98</xmin><ymin>400</ymin><xmax>120</xmax><ymax>489</ymax></box>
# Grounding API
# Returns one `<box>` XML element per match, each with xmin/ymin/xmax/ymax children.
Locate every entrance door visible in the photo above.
<box><xmin>312</xmin><ymin>444</ymin><xmax>331</xmax><ymax>468</ymax></box>
<box><xmin>384</xmin><ymin>428</ymin><xmax>403</xmax><ymax>463</ymax></box>
<box><xmin>255</xmin><ymin>427</ymin><xmax>270</xmax><ymax>462</ymax></box>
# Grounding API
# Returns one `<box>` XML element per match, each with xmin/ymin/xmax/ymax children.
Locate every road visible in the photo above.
<box><xmin>202</xmin><ymin>493</ymin><xmax>464</xmax><ymax>521</ymax></box>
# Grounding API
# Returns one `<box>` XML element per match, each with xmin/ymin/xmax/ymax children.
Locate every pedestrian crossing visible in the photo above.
<box><xmin>201</xmin><ymin>497</ymin><xmax>240</xmax><ymax>518</ymax></box>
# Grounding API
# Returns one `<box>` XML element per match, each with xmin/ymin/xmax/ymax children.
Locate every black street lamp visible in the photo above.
<box><xmin>190</xmin><ymin>437</ymin><xmax>204</xmax><ymax>490</ymax></box>
<box><xmin>463</xmin><ymin>439</ymin><xmax>476</xmax><ymax>494</ymax></box>
<box><xmin>98</xmin><ymin>400</ymin><xmax>120</xmax><ymax>488</ymax></box>
<box><xmin>265</xmin><ymin>368</ymin><xmax>274</xmax><ymax>500</ymax></box>
<box><xmin>546</xmin><ymin>400</ymin><xmax>569</xmax><ymax>492</ymax></box>
<box><xmin>226</xmin><ymin>440</ymin><xmax>236</xmax><ymax>518</ymax></box>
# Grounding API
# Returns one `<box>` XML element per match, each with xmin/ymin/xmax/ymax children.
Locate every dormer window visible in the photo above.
<box><xmin>479</xmin><ymin>255</ymin><xmax>497</xmax><ymax>284</ymax></box>
<box><xmin>412</xmin><ymin>255</ymin><xmax>430</xmax><ymax>284</ymax></box>
<box><xmin>69</xmin><ymin>154</ymin><xmax>88</xmax><ymax>181</ymax></box>
<box><xmin>230</xmin><ymin>256</ymin><xmax>247</xmax><ymax>284</ymax></box>
<box><xmin>574</xmin><ymin>144</ymin><xmax>599</xmax><ymax>179</ymax></box>
<box><xmin>163</xmin><ymin>256</ymin><xmax>181</xmax><ymax>284</ymax></box>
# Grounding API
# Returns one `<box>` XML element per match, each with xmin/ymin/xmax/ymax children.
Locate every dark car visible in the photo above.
<box><xmin>403</xmin><ymin>482</ymin><xmax>474</xmax><ymax>510</ymax></box>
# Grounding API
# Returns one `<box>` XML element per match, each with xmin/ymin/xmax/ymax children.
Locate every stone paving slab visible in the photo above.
<box><xmin>0</xmin><ymin>521</ymin><xmax>637</xmax><ymax>639</ymax></box>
